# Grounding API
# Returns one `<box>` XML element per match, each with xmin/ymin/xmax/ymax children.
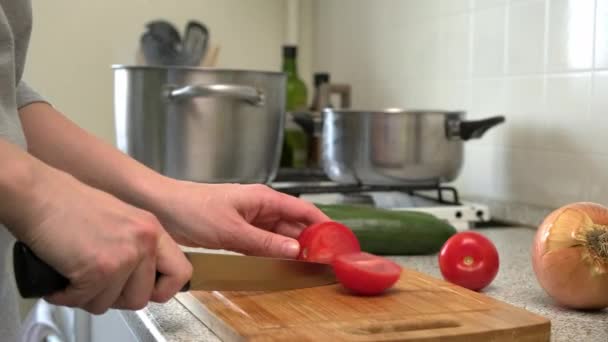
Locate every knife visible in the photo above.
<box><xmin>12</xmin><ymin>241</ymin><xmax>336</xmax><ymax>298</ymax></box>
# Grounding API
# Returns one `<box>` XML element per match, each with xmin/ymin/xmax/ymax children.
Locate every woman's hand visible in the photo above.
<box><xmin>153</xmin><ymin>182</ymin><xmax>329</xmax><ymax>258</ymax></box>
<box><xmin>2</xmin><ymin>156</ymin><xmax>191</xmax><ymax>315</ymax></box>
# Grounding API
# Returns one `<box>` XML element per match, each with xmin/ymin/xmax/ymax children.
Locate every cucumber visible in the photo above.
<box><xmin>314</xmin><ymin>203</ymin><xmax>457</xmax><ymax>255</ymax></box>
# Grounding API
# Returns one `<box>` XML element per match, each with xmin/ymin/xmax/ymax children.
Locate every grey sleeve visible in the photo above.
<box><xmin>16</xmin><ymin>81</ymin><xmax>48</xmax><ymax>108</ymax></box>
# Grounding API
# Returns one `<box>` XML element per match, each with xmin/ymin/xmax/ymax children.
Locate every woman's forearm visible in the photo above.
<box><xmin>18</xmin><ymin>102</ymin><xmax>173</xmax><ymax>212</ymax></box>
<box><xmin>0</xmin><ymin>137</ymin><xmax>55</xmax><ymax>239</ymax></box>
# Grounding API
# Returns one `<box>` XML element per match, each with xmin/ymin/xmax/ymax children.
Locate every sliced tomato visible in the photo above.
<box><xmin>332</xmin><ymin>252</ymin><xmax>402</xmax><ymax>296</ymax></box>
<box><xmin>438</xmin><ymin>231</ymin><xmax>499</xmax><ymax>291</ymax></box>
<box><xmin>297</xmin><ymin>221</ymin><xmax>360</xmax><ymax>264</ymax></box>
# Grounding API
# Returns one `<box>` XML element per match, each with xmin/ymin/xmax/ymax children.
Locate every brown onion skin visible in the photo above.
<box><xmin>532</xmin><ymin>202</ymin><xmax>608</xmax><ymax>310</ymax></box>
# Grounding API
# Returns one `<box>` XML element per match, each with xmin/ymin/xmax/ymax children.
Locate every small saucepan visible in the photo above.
<box><xmin>321</xmin><ymin>109</ymin><xmax>505</xmax><ymax>186</ymax></box>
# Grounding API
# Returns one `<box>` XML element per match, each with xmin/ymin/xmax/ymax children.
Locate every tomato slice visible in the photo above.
<box><xmin>332</xmin><ymin>252</ymin><xmax>402</xmax><ymax>296</ymax></box>
<box><xmin>438</xmin><ymin>231</ymin><xmax>499</xmax><ymax>291</ymax></box>
<box><xmin>297</xmin><ymin>221</ymin><xmax>360</xmax><ymax>263</ymax></box>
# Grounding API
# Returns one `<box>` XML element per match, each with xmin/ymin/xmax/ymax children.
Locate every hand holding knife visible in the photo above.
<box><xmin>13</xmin><ymin>241</ymin><xmax>336</xmax><ymax>298</ymax></box>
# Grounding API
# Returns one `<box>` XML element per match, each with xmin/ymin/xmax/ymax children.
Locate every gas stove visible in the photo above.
<box><xmin>271</xmin><ymin>172</ymin><xmax>490</xmax><ymax>231</ymax></box>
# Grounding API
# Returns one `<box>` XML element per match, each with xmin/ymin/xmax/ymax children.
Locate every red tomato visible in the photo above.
<box><xmin>438</xmin><ymin>231</ymin><xmax>499</xmax><ymax>291</ymax></box>
<box><xmin>297</xmin><ymin>221</ymin><xmax>360</xmax><ymax>263</ymax></box>
<box><xmin>332</xmin><ymin>252</ymin><xmax>402</xmax><ymax>295</ymax></box>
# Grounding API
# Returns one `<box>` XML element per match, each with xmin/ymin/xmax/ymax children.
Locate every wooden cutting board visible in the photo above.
<box><xmin>176</xmin><ymin>267</ymin><xmax>550</xmax><ymax>341</ymax></box>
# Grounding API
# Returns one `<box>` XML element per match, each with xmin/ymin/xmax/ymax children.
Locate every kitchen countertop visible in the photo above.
<box><xmin>120</xmin><ymin>227</ymin><xmax>608</xmax><ymax>341</ymax></box>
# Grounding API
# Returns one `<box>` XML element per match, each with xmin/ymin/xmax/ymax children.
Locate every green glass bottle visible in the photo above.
<box><xmin>280</xmin><ymin>45</ymin><xmax>308</xmax><ymax>168</ymax></box>
<box><xmin>282</xmin><ymin>45</ymin><xmax>308</xmax><ymax>111</ymax></box>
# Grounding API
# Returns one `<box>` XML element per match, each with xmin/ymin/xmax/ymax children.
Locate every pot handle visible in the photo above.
<box><xmin>448</xmin><ymin>116</ymin><xmax>505</xmax><ymax>140</ymax></box>
<box><xmin>167</xmin><ymin>84</ymin><xmax>265</xmax><ymax>106</ymax></box>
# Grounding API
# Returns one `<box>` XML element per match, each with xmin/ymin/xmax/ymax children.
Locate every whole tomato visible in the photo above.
<box><xmin>438</xmin><ymin>231</ymin><xmax>499</xmax><ymax>291</ymax></box>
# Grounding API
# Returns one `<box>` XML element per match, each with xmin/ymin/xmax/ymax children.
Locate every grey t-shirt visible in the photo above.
<box><xmin>0</xmin><ymin>0</ymin><xmax>47</xmax><ymax>340</ymax></box>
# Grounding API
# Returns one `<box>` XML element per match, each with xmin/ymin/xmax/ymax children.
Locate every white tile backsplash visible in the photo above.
<box><xmin>436</xmin><ymin>80</ymin><xmax>472</xmax><ymax>111</ymax></box>
<box><xmin>494</xmin><ymin>148</ymin><xmax>589</xmax><ymax>207</ymax></box>
<box><xmin>401</xmin><ymin>19</ymin><xmax>442</xmax><ymax>79</ymax></box>
<box><xmin>439</xmin><ymin>0</ymin><xmax>472</xmax><ymax>14</ymax></box>
<box><xmin>543</xmin><ymin>73</ymin><xmax>592</xmax><ymax>152</ymax></box>
<box><xmin>314</xmin><ymin>0</ymin><xmax>608</xmax><ymax>213</ymax></box>
<box><xmin>505</xmin><ymin>76</ymin><xmax>545</xmax><ymax>148</ymax></box>
<box><xmin>585</xmin><ymin>154</ymin><xmax>608</xmax><ymax>204</ymax></box>
<box><xmin>472</xmin><ymin>6</ymin><xmax>507</xmax><ymax>77</ymax></box>
<box><xmin>506</xmin><ymin>76</ymin><xmax>545</xmax><ymax>115</ymax></box>
<box><xmin>455</xmin><ymin>144</ymin><xmax>501</xmax><ymax>197</ymax></box>
<box><xmin>507</xmin><ymin>0</ymin><xmax>546</xmax><ymax>75</ymax></box>
<box><xmin>439</xmin><ymin>13</ymin><xmax>471</xmax><ymax>79</ymax></box>
<box><xmin>546</xmin><ymin>0</ymin><xmax>595</xmax><ymax>71</ymax></box>
<box><xmin>473</xmin><ymin>0</ymin><xmax>506</xmax><ymax>9</ymax></box>
<box><xmin>396</xmin><ymin>0</ymin><xmax>441</xmax><ymax>20</ymax></box>
<box><xmin>545</xmin><ymin>73</ymin><xmax>592</xmax><ymax>118</ymax></box>
<box><xmin>402</xmin><ymin>80</ymin><xmax>442</xmax><ymax>109</ymax></box>
<box><xmin>588</xmin><ymin>71</ymin><xmax>608</xmax><ymax>154</ymax></box>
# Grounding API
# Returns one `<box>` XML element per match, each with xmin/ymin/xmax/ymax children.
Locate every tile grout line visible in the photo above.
<box><xmin>589</xmin><ymin>0</ymin><xmax>599</xmax><ymax>119</ymax></box>
<box><xmin>431</xmin><ymin>72</ymin><xmax>605</xmax><ymax>86</ymax></box>
<box><xmin>539</xmin><ymin>0</ymin><xmax>551</xmax><ymax>153</ymax></box>
<box><xmin>588</xmin><ymin>0</ymin><xmax>598</xmax><ymax>121</ymax></box>
<box><xmin>468</xmin><ymin>1</ymin><xmax>475</xmax><ymax>114</ymax></box>
<box><xmin>584</xmin><ymin>0</ymin><xmax>600</xmax><ymax>201</ymax></box>
<box><xmin>504</xmin><ymin>0</ymin><xmax>510</xmax><ymax>77</ymax></box>
<box><xmin>542</xmin><ymin>0</ymin><xmax>550</xmax><ymax>75</ymax></box>
<box><xmin>501</xmin><ymin>0</ymin><xmax>511</xmax><ymax>163</ymax></box>
<box><xmin>592</xmin><ymin>0</ymin><xmax>599</xmax><ymax>71</ymax></box>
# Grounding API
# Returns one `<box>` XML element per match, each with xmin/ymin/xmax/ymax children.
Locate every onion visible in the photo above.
<box><xmin>532</xmin><ymin>202</ymin><xmax>608</xmax><ymax>310</ymax></box>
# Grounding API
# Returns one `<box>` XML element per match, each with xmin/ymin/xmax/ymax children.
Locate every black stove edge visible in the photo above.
<box><xmin>270</xmin><ymin>183</ymin><xmax>461</xmax><ymax>205</ymax></box>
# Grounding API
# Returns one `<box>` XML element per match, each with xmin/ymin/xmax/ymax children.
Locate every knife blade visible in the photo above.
<box><xmin>186</xmin><ymin>252</ymin><xmax>336</xmax><ymax>291</ymax></box>
<box><xmin>12</xmin><ymin>241</ymin><xmax>336</xmax><ymax>298</ymax></box>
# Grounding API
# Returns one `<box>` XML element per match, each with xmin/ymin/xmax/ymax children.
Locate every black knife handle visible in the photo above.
<box><xmin>13</xmin><ymin>241</ymin><xmax>190</xmax><ymax>299</ymax></box>
<box><xmin>13</xmin><ymin>241</ymin><xmax>69</xmax><ymax>298</ymax></box>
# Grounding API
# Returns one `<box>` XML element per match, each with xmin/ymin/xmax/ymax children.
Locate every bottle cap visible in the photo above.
<box><xmin>283</xmin><ymin>45</ymin><xmax>297</xmax><ymax>58</ymax></box>
<box><xmin>314</xmin><ymin>73</ymin><xmax>330</xmax><ymax>87</ymax></box>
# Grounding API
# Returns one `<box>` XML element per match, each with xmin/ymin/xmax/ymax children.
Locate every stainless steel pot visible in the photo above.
<box><xmin>112</xmin><ymin>65</ymin><xmax>286</xmax><ymax>183</ymax></box>
<box><xmin>322</xmin><ymin>109</ymin><xmax>504</xmax><ymax>185</ymax></box>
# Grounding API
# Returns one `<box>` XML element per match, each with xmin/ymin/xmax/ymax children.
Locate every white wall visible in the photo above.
<box><xmin>313</xmin><ymin>0</ymin><xmax>608</xmax><ymax>212</ymax></box>
<box><xmin>23</xmin><ymin>0</ymin><xmax>288</xmax><ymax>144</ymax></box>
<box><xmin>295</xmin><ymin>0</ymin><xmax>317</xmax><ymax>93</ymax></box>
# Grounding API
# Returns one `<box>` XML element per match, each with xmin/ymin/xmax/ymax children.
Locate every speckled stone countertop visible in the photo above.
<box><xmin>120</xmin><ymin>227</ymin><xmax>608</xmax><ymax>341</ymax></box>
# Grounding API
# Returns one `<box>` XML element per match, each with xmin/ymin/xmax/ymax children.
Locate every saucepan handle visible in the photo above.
<box><xmin>167</xmin><ymin>84</ymin><xmax>265</xmax><ymax>106</ymax></box>
<box><xmin>447</xmin><ymin>115</ymin><xmax>505</xmax><ymax>141</ymax></box>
